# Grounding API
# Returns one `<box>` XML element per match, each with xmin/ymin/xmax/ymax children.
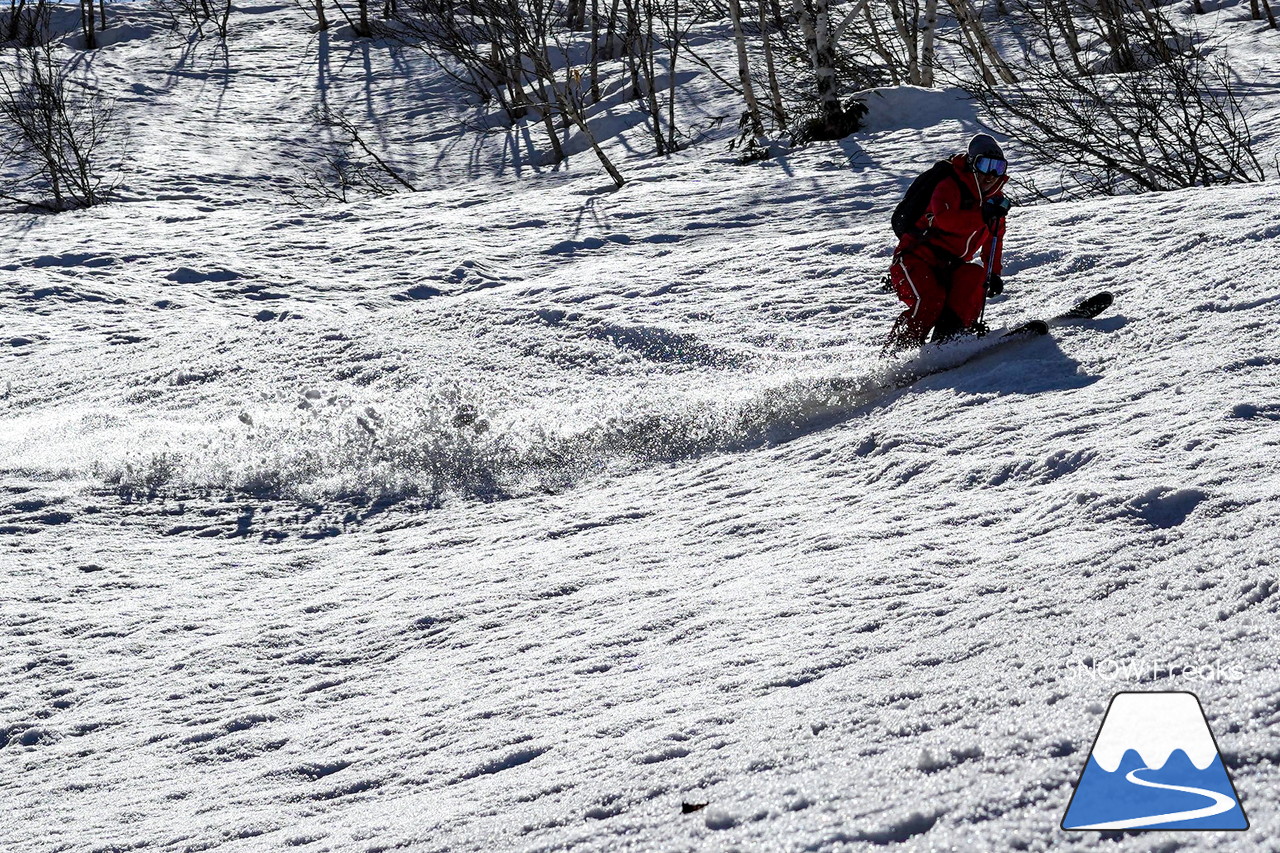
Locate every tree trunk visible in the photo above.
<box><xmin>812</xmin><ymin>0</ymin><xmax>840</xmax><ymax>123</ymax></box>
<box><xmin>498</xmin><ymin>43</ymin><xmax>531</xmax><ymax>122</ymax></box>
<box><xmin>945</xmin><ymin>0</ymin><xmax>1016</xmax><ymax>84</ymax></box>
<box><xmin>526</xmin><ymin>66</ymin><xmax>566</xmax><ymax>162</ymax></box>
<box><xmin>618</xmin><ymin>0</ymin><xmax>639</xmax><ymax>97</ymax></box>
<box><xmin>636</xmin><ymin>0</ymin><xmax>666</xmax><ymax>153</ymax></box>
<box><xmin>920</xmin><ymin>0</ymin><xmax>939</xmax><ymax>86</ymax></box>
<box><xmin>796</xmin><ymin>0</ymin><xmax>842</xmax><ymax>119</ymax></box>
<box><xmin>570</xmin><ymin>108</ymin><xmax>625</xmax><ymax>186</ymax></box>
<box><xmin>1094</xmin><ymin>0</ymin><xmax>1134</xmax><ymax>71</ymax></box>
<box><xmin>604</xmin><ymin>0</ymin><xmax>621</xmax><ymax>59</ymax></box>
<box><xmin>728</xmin><ymin>0</ymin><xmax>765</xmax><ymax>140</ymax></box>
<box><xmin>833</xmin><ymin>0</ymin><xmax>873</xmax><ymax>41</ymax></box>
<box><xmin>83</xmin><ymin>0</ymin><xmax>97</xmax><ymax>49</ymax></box>
<box><xmin>770</xmin><ymin>0</ymin><xmax>784</xmax><ymax>28</ymax></box>
<box><xmin>590</xmin><ymin>0</ymin><xmax>601</xmax><ymax>102</ymax></box>
<box><xmin>887</xmin><ymin>0</ymin><xmax>921</xmax><ymax>85</ymax></box>
<box><xmin>1052</xmin><ymin>0</ymin><xmax>1085</xmax><ymax>74</ymax></box>
<box><xmin>1134</xmin><ymin>0</ymin><xmax>1172</xmax><ymax>63</ymax></box>
<box><xmin>532</xmin><ymin>50</ymin><xmax>624</xmax><ymax>186</ymax></box>
<box><xmin>758</xmin><ymin>0</ymin><xmax>787</xmax><ymax>126</ymax></box>
<box><xmin>1259</xmin><ymin>0</ymin><xmax>1278</xmax><ymax>27</ymax></box>
<box><xmin>216</xmin><ymin>0</ymin><xmax>232</xmax><ymax>36</ymax></box>
<box><xmin>864</xmin><ymin>4</ymin><xmax>902</xmax><ymax>85</ymax></box>
<box><xmin>538</xmin><ymin>99</ymin><xmax>567</xmax><ymax>162</ymax></box>
<box><xmin>667</xmin><ymin>0</ymin><xmax>679</xmax><ymax>148</ymax></box>
<box><xmin>8</xmin><ymin>0</ymin><xmax>25</xmax><ymax>42</ymax></box>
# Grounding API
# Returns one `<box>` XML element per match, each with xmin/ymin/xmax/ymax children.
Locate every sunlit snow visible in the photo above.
<box><xmin>2</xmin><ymin>2</ymin><xmax>1279</xmax><ymax>852</ymax></box>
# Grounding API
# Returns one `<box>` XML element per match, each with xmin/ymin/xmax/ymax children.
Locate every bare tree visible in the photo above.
<box><xmin>501</xmin><ymin>0</ymin><xmax>569</xmax><ymax>164</ymax></box>
<box><xmin>394</xmin><ymin>2</ymin><xmax>526</xmax><ymax>123</ymax></box>
<box><xmin>0</xmin><ymin>44</ymin><xmax>126</xmax><ymax>210</ymax></box>
<box><xmin>519</xmin><ymin>0</ymin><xmax>626</xmax><ymax>184</ymax></box>
<box><xmin>767</xmin><ymin>0</ymin><xmax>873</xmax><ymax>142</ymax></box>
<box><xmin>795</xmin><ymin>0</ymin><xmax>843</xmax><ymax>124</ymax></box>
<box><xmin>727</xmin><ymin>0</ymin><xmax>767</xmax><ymax>153</ymax></box>
<box><xmin>294</xmin><ymin>0</ymin><xmax>330</xmax><ymax>30</ymax></box>
<box><xmin>654</xmin><ymin>0</ymin><xmax>696</xmax><ymax>149</ymax></box>
<box><xmin>621</xmin><ymin>0</ymin><xmax>668</xmax><ymax>153</ymax></box>
<box><xmin>944</xmin><ymin>0</ymin><xmax>1017</xmax><ymax>84</ymax></box>
<box><xmin>331</xmin><ymin>0</ymin><xmax>374</xmax><ymax>36</ymax></box>
<box><xmin>1021</xmin><ymin>0</ymin><xmax>1086</xmax><ymax>75</ymax></box>
<box><xmin>589</xmin><ymin>0</ymin><xmax>603</xmax><ymax>100</ymax></box>
<box><xmin>757</xmin><ymin>0</ymin><xmax>787</xmax><ymax>125</ymax></box>
<box><xmin>1248</xmin><ymin>0</ymin><xmax>1278</xmax><ymax>28</ymax></box>
<box><xmin>79</xmin><ymin>0</ymin><xmax>99</xmax><ymax>49</ymax></box>
<box><xmin>155</xmin><ymin>0</ymin><xmax>233</xmax><ymax>39</ymax></box>
<box><xmin>970</xmin><ymin>13</ymin><xmax>1266</xmax><ymax>196</ymax></box>
<box><xmin>882</xmin><ymin>0</ymin><xmax>920</xmax><ymax>84</ymax></box>
<box><xmin>918</xmin><ymin>0</ymin><xmax>939</xmax><ymax>86</ymax></box>
<box><xmin>3</xmin><ymin>0</ymin><xmax>53</xmax><ymax>46</ymax></box>
<box><xmin>287</xmin><ymin>107</ymin><xmax>418</xmax><ymax>203</ymax></box>
<box><xmin>392</xmin><ymin>0</ymin><xmax>627</xmax><ymax>185</ymax></box>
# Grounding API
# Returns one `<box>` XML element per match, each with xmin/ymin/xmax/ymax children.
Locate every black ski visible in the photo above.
<box><xmin>887</xmin><ymin>292</ymin><xmax>1113</xmax><ymax>384</ymax></box>
<box><xmin>977</xmin><ymin>291</ymin><xmax>1113</xmax><ymax>347</ymax></box>
<box><xmin>1050</xmin><ymin>291</ymin><xmax>1113</xmax><ymax>324</ymax></box>
<box><xmin>991</xmin><ymin>292</ymin><xmax>1113</xmax><ymax>338</ymax></box>
<box><xmin>806</xmin><ymin>292</ymin><xmax>1115</xmax><ymax>430</ymax></box>
<box><xmin>1000</xmin><ymin>319</ymin><xmax>1050</xmax><ymax>339</ymax></box>
<box><xmin>851</xmin><ymin>291</ymin><xmax>1113</xmax><ymax>399</ymax></box>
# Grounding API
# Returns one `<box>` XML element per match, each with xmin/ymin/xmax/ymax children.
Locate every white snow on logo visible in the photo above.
<box><xmin>1062</xmin><ymin>692</ymin><xmax>1248</xmax><ymax>832</ymax></box>
<box><xmin>1090</xmin><ymin>693</ymin><xmax>1219</xmax><ymax>772</ymax></box>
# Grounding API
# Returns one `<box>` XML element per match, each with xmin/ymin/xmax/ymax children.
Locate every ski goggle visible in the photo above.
<box><xmin>973</xmin><ymin>156</ymin><xmax>1007</xmax><ymax>176</ymax></box>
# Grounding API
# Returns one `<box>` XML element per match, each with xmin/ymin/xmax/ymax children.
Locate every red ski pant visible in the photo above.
<box><xmin>890</xmin><ymin>252</ymin><xmax>986</xmax><ymax>345</ymax></box>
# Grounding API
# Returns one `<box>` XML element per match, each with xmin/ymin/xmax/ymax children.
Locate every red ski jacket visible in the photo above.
<box><xmin>896</xmin><ymin>154</ymin><xmax>1008</xmax><ymax>273</ymax></box>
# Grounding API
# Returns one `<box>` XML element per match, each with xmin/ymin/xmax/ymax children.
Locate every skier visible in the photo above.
<box><xmin>887</xmin><ymin>134</ymin><xmax>1012</xmax><ymax>349</ymax></box>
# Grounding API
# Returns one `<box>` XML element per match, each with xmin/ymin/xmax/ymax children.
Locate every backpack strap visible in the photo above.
<box><xmin>901</xmin><ymin>160</ymin><xmax>961</xmax><ymax>240</ymax></box>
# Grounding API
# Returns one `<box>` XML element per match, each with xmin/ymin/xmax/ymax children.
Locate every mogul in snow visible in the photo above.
<box><xmin>886</xmin><ymin>133</ymin><xmax>1013</xmax><ymax>349</ymax></box>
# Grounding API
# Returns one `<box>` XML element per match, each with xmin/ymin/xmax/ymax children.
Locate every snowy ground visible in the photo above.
<box><xmin>2</xmin><ymin>3</ymin><xmax>1280</xmax><ymax>852</ymax></box>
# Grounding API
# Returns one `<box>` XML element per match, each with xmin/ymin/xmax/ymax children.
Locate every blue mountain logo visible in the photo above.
<box><xmin>1062</xmin><ymin>692</ymin><xmax>1248</xmax><ymax>831</ymax></box>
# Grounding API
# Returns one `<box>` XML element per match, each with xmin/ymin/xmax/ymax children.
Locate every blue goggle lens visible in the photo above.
<box><xmin>974</xmin><ymin>156</ymin><xmax>1007</xmax><ymax>176</ymax></box>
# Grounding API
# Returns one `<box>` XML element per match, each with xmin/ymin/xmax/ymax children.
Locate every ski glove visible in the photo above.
<box><xmin>986</xmin><ymin>273</ymin><xmax>1005</xmax><ymax>298</ymax></box>
<box><xmin>982</xmin><ymin>196</ymin><xmax>1011</xmax><ymax>223</ymax></box>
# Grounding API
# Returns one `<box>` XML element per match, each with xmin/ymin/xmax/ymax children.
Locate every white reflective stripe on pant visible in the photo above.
<box><xmin>896</xmin><ymin>257</ymin><xmax>922</xmax><ymax>318</ymax></box>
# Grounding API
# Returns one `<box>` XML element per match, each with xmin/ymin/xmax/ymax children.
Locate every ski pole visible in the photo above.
<box><xmin>979</xmin><ymin>223</ymin><xmax>1002</xmax><ymax>327</ymax></box>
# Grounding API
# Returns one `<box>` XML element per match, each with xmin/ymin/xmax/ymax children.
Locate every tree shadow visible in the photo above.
<box><xmin>836</xmin><ymin>136</ymin><xmax>873</xmax><ymax>171</ymax></box>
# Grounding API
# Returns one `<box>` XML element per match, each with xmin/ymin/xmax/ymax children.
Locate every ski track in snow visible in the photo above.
<box><xmin>3</xmin><ymin>3</ymin><xmax>1280</xmax><ymax>852</ymax></box>
<box><xmin>1069</xmin><ymin>768</ymin><xmax>1237</xmax><ymax>830</ymax></box>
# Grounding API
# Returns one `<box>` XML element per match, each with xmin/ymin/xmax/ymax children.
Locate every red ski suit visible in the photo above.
<box><xmin>890</xmin><ymin>155</ymin><xmax>1008</xmax><ymax>346</ymax></box>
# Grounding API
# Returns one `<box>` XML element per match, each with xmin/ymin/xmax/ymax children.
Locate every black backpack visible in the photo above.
<box><xmin>891</xmin><ymin>160</ymin><xmax>956</xmax><ymax>239</ymax></box>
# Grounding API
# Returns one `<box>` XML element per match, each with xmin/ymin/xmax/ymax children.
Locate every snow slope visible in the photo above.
<box><xmin>2</xmin><ymin>3</ymin><xmax>1280</xmax><ymax>852</ymax></box>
